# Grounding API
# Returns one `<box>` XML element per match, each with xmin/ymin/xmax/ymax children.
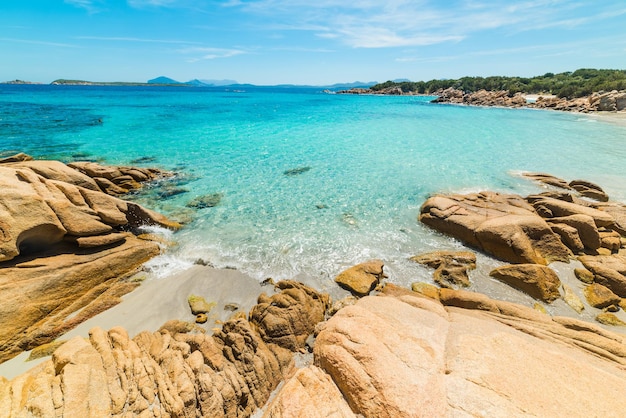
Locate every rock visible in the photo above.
<box><xmin>195</xmin><ymin>313</ymin><xmax>208</xmax><ymax>324</ymax></box>
<box><xmin>158</xmin><ymin>319</ymin><xmax>205</xmax><ymax>335</ymax></box>
<box><xmin>0</xmin><ymin>158</ymin><xmax>180</xmax><ymax>363</ymax></box>
<box><xmin>0</xmin><ymin>282</ymin><xmax>329</xmax><ymax>417</ymax></box>
<box><xmin>579</xmin><ymin>255</ymin><xmax>626</xmax><ymax>297</ymax></box>
<box><xmin>529</xmin><ymin>196</ymin><xmax>615</xmax><ymax>228</ymax></box>
<box><xmin>249</xmin><ymin>280</ymin><xmax>330</xmax><ymax>351</ymax></box>
<box><xmin>329</xmin><ymin>295</ymin><xmax>358</xmax><ymax>316</ymax></box>
<box><xmin>569</xmin><ymin>179</ymin><xmax>609</xmax><ymax>202</ymax></box>
<box><xmin>419</xmin><ymin>192</ymin><xmax>571</xmax><ymax>265</ymax></box>
<box><xmin>489</xmin><ymin>264</ymin><xmax>562</xmax><ymax>302</ymax></box>
<box><xmin>562</xmin><ymin>284</ymin><xmax>585</xmax><ymax>313</ymax></box>
<box><xmin>187</xmin><ymin>294</ymin><xmax>216</xmax><ymax>315</ymax></box>
<box><xmin>548</xmin><ymin>214</ymin><xmax>601</xmax><ymax>251</ymax></box>
<box><xmin>595</xmin><ymin>202</ymin><xmax>626</xmax><ymax>235</ymax></box>
<box><xmin>313</xmin><ymin>289</ymin><xmax>626</xmax><ymax>418</ymax></box>
<box><xmin>283</xmin><ymin>166</ymin><xmax>311</xmax><ymax>176</ymax></box>
<box><xmin>263</xmin><ymin>366</ymin><xmax>356</xmax><ymax>418</ymax></box>
<box><xmin>596</xmin><ymin>312</ymin><xmax>626</xmax><ymax>326</ymax></box>
<box><xmin>0</xmin><ymin>236</ymin><xmax>160</xmax><ymax>363</ymax></box>
<box><xmin>0</xmin><ymin>152</ymin><xmax>33</xmax><ymax>163</ymax></box>
<box><xmin>584</xmin><ymin>283</ymin><xmax>622</xmax><ymax>309</ymax></box>
<box><xmin>334</xmin><ymin>260</ymin><xmax>386</xmax><ymax>297</ymax></box>
<box><xmin>523</xmin><ymin>172</ymin><xmax>572</xmax><ymax>190</ymax></box>
<box><xmin>0</xmin><ymin>161</ymin><xmax>180</xmax><ymax>263</ymax></box>
<box><xmin>410</xmin><ymin>251</ymin><xmax>476</xmax><ymax>288</ymax></box>
<box><xmin>71</xmin><ymin>231</ymin><xmax>129</xmax><ymax>248</ymax></box>
<box><xmin>548</xmin><ymin>222</ymin><xmax>585</xmax><ymax>253</ymax></box>
<box><xmin>439</xmin><ymin>288</ymin><xmax>500</xmax><ymax>312</ymax></box>
<box><xmin>26</xmin><ymin>340</ymin><xmax>67</xmax><ymax>361</ymax></box>
<box><xmin>186</xmin><ymin>192</ymin><xmax>223</xmax><ymax>208</ymax></box>
<box><xmin>411</xmin><ymin>282</ymin><xmax>441</xmax><ymax>300</ymax></box>
<box><xmin>575</xmin><ymin>267</ymin><xmax>595</xmax><ymax>284</ymax></box>
<box><xmin>600</xmin><ymin>229</ymin><xmax>622</xmax><ymax>252</ymax></box>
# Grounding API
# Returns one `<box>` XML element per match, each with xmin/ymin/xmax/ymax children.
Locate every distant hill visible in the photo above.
<box><xmin>147</xmin><ymin>77</ymin><xmax>239</xmax><ymax>86</ymax></box>
<box><xmin>147</xmin><ymin>77</ymin><xmax>374</xmax><ymax>89</ymax></box>
<box><xmin>198</xmin><ymin>79</ymin><xmax>239</xmax><ymax>86</ymax></box>
<box><xmin>147</xmin><ymin>76</ymin><xmax>181</xmax><ymax>84</ymax></box>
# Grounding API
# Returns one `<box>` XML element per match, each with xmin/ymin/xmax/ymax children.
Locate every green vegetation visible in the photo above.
<box><xmin>371</xmin><ymin>69</ymin><xmax>626</xmax><ymax>98</ymax></box>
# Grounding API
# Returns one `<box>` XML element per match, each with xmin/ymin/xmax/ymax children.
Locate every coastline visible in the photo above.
<box><xmin>2</xmin><ymin>89</ymin><xmax>626</xmax><ymax>415</ymax></box>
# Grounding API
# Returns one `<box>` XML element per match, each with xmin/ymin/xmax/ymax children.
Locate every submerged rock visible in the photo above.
<box><xmin>186</xmin><ymin>192</ymin><xmax>223</xmax><ymax>208</ymax></box>
<box><xmin>283</xmin><ymin>166</ymin><xmax>311</xmax><ymax>176</ymax></box>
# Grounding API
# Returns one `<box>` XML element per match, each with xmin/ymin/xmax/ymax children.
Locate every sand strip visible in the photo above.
<box><xmin>0</xmin><ymin>265</ymin><xmax>265</xmax><ymax>380</ymax></box>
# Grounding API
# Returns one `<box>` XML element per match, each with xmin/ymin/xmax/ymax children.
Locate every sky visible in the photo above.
<box><xmin>1</xmin><ymin>1</ymin><xmax>626</xmax><ymax>85</ymax></box>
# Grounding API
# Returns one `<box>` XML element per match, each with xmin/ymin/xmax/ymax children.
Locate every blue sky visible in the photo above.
<box><xmin>1</xmin><ymin>1</ymin><xmax>625</xmax><ymax>85</ymax></box>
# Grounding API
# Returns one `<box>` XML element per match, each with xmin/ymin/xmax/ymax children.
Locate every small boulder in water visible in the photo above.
<box><xmin>283</xmin><ymin>166</ymin><xmax>311</xmax><ymax>176</ymax></box>
<box><xmin>186</xmin><ymin>193</ymin><xmax>223</xmax><ymax>208</ymax></box>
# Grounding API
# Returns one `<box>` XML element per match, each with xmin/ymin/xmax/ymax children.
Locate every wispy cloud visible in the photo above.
<box><xmin>127</xmin><ymin>0</ymin><xmax>179</xmax><ymax>7</ymax></box>
<box><xmin>221</xmin><ymin>0</ymin><xmax>626</xmax><ymax>48</ymax></box>
<box><xmin>64</xmin><ymin>0</ymin><xmax>104</xmax><ymax>14</ymax></box>
<box><xmin>76</xmin><ymin>36</ymin><xmax>201</xmax><ymax>45</ymax></box>
<box><xmin>178</xmin><ymin>46</ymin><xmax>247</xmax><ymax>62</ymax></box>
<box><xmin>0</xmin><ymin>37</ymin><xmax>78</xmax><ymax>48</ymax></box>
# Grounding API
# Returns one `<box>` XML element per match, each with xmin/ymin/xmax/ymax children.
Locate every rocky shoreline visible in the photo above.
<box><xmin>339</xmin><ymin>86</ymin><xmax>626</xmax><ymax>113</ymax></box>
<box><xmin>2</xmin><ymin>155</ymin><xmax>626</xmax><ymax>416</ymax></box>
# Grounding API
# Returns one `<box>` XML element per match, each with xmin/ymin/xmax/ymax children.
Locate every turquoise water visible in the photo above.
<box><xmin>2</xmin><ymin>84</ymin><xmax>626</xmax><ymax>293</ymax></box>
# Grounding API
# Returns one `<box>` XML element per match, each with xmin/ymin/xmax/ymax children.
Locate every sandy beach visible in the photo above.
<box><xmin>0</xmin><ymin>265</ymin><xmax>265</xmax><ymax>379</ymax></box>
<box><xmin>586</xmin><ymin>111</ymin><xmax>626</xmax><ymax>127</ymax></box>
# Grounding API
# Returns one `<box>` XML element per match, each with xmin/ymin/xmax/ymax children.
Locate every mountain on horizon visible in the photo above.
<box><xmin>147</xmin><ymin>76</ymin><xmax>181</xmax><ymax>84</ymax></box>
<box><xmin>147</xmin><ymin>76</ymin><xmax>239</xmax><ymax>86</ymax></box>
<box><xmin>147</xmin><ymin>76</ymin><xmax>376</xmax><ymax>89</ymax></box>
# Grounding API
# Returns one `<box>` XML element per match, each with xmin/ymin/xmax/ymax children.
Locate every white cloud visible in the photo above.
<box><xmin>76</xmin><ymin>36</ymin><xmax>201</xmax><ymax>45</ymax></box>
<box><xmin>64</xmin><ymin>0</ymin><xmax>104</xmax><ymax>14</ymax></box>
<box><xmin>0</xmin><ymin>37</ymin><xmax>78</xmax><ymax>48</ymax></box>
<box><xmin>127</xmin><ymin>0</ymin><xmax>179</xmax><ymax>7</ymax></box>
<box><xmin>221</xmin><ymin>0</ymin><xmax>626</xmax><ymax>48</ymax></box>
<box><xmin>178</xmin><ymin>46</ymin><xmax>246</xmax><ymax>62</ymax></box>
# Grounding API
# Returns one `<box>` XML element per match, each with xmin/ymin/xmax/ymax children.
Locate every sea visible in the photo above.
<box><xmin>2</xmin><ymin>84</ymin><xmax>626</xmax><ymax>302</ymax></box>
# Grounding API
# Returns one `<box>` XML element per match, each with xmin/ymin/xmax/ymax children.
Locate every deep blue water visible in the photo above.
<box><xmin>2</xmin><ymin>84</ymin><xmax>625</xmax><ymax>292</ymax></box>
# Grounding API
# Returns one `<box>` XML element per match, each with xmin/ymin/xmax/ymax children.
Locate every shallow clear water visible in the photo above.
<box><xmin>2</xmin><ymin>84</ymin><xmax>625</xmax><ymax>298</ymax></box>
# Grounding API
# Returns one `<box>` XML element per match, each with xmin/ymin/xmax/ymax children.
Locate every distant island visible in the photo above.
<box><xmin>2</xmin><ymin>76</ymin><xmax>377</xmax><ymax>90</ymax></box>
<box><xmin>1</xmin><ymin>79</ymin><xmax>42</xmax><ymax>85</ymax></box>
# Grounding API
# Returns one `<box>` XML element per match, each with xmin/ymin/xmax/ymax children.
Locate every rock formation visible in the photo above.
<box><xmin>431</xmin><ymin>88</ymin><xmax>626</xmax><ymax>113</ymax></box>
<box><xmin>419</xmin><ymin>174</ymin><xmax>626</xmax><ymax>313</ymax></box>
<box><xmin>419</xmin><ymin>191</ymin><xmax>572</xmax><ymax>265</ymax></box>
<box><xmin>4</xmin><ymin>266</ymin><xmax>626</xmax><ymax>417</ymax></box>
<box><xmin>0</xmin><ymin>281</ymin><xmax>329</xmax><ymax>417</ymax></box>
<box><xmin>0</xmin><ymin>155</ymin><xmax>180</xmax><ymax>363</ymax></box>
<box><xmin>266</xmin><ymin>284</ymin><xmax>626</xmax><ymax>417</ymax></box>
